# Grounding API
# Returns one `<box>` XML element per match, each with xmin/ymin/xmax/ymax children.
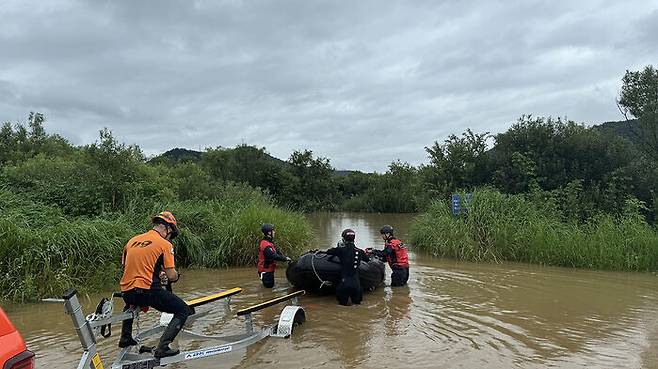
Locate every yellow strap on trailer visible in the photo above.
<box><xmin>186</xmin><ymin>287</ymin><xmax>243</xmax><ymax>308</ymax></box>
<box><xmin>236</xmin><ymin>290</ymin><xmax>305</xmax><ymax>316</ymax></box>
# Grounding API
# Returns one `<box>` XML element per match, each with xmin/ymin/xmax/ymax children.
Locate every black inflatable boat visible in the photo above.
<box><xmin>286</xmin><ymin>251</ymin><xmax>385</xmax><ymax>292</ymax></box>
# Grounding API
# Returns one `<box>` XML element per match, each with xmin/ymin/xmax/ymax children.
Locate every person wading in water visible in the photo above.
<box><xmin>118</xmin><ymin>211</ymin><xmax>189</xmax><ymax>358</ymax></box>
<box><xmin>379</xmin><ymin>225</ymin><xmax>409</xmax><ymax>286</ymax></box>
<box><xmin>257</xmin><ymin>223</ymin><xmax>291</xmax><ymax>288</ymax></box>
<box><xmin>321</xmin><ymin>229</ymin><xmax>370</xmax><ymax>306</ymax></box>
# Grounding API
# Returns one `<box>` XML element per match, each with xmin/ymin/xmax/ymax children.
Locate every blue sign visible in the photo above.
<box><xmin>452</xmin><ymin>193</ymin><xmax>473</xmax><ymax>215</ymax></box>
<box><xmin>451</xmin><ymin>194</ymin><xmax>461</xmax><ymax>215</ymax></box>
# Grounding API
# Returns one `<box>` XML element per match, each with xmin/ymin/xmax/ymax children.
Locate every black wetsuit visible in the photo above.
<box><xmin>324</xmin><ymin>243</ymin><xmax>370</xmax><ymax>306</ymax></box>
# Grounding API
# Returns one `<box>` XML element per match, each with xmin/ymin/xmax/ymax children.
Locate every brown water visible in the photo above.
<box><xmin>4</xmin><ymin>212</ymin><xmax>658</xmax><ymax>368</ymax></box>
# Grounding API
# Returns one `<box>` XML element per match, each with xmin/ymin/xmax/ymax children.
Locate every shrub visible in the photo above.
<box><xmin>411</xmin><ymin>188</ymin><xmax>658</xmax><ymax>271</ymax></box>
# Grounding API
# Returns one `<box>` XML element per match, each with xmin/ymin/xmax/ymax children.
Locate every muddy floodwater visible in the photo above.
<box><xmin>4</xmin><ymin>212</ymin><xmax>658</xmax><ymax>368</ymax></box>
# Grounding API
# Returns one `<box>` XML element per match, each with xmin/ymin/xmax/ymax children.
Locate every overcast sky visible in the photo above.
<box><xmin>1</xmin><ymin>1</ymin><xmax>657</xmax><ymax>171</ymax></box>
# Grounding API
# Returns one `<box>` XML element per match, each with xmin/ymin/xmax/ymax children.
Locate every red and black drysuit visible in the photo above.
<box><xmin>257</xmin><ymin>237</ymin><xmax>288</xmax><ymax>288</ymax></box>
<box><xmin>323</xmin><ymin>243</ymin><xmax>370</xmax><ymax>306</ymax></box>
<box><xmin>382</xmin><ymin>238</ymin><xmax>409</xmax><ymax>287</ymax></box>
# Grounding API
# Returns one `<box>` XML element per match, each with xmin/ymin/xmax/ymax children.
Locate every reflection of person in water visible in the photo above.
<box><xmin>329</xmin><ymin>311</ymin><xmax>372</xmax><ymax>367</ymax></box>
<box><xmin>321</xmin><ymin>229</ymin><xmax>370</xmax><ymax>306</ymax></box>
<box><xmin>383</xmin><ymin>285</ymin><xmax>413</xmax><ymax>337</ymax></box>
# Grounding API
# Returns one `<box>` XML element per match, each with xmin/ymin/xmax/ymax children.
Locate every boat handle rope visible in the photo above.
<box><xmin>311</xmin><ymin>251</ymin><xmax>333</xmax><ymax>289</ymax></box>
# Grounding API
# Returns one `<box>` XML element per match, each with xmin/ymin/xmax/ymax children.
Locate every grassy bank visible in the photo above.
<box><xmin>410</xmin><ymin>188</ymin><xmax>658</xmax><ymax>271</ymax></box>
<box><xmin>0</xmin><ymin>186</ymin><xmax>313</xmax><ymax>302</ymax></box>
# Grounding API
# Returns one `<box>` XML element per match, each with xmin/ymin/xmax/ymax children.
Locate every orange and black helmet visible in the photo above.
<box><xmin>152</xmin><ymin>211</ymin><xmax>179</xmax><ymax>239</ymax></box>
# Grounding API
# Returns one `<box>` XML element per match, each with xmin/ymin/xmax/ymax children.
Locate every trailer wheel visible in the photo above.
<box><xmin>291</xmin><ymin>309</ymin><xmax>306</xmax><ymax>333</ymax></box>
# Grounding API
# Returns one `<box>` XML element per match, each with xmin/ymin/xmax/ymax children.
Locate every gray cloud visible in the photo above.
<box><xmin>1</xmin><ymin>0</ymin><xmax>657</xmax><ymax>171</ymax></box>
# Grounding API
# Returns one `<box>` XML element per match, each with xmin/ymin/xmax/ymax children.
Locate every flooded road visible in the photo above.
<box><xmin>4</xmin><ymin>212</ymin><xmax>658</xmax><ymax>368</ymax></box>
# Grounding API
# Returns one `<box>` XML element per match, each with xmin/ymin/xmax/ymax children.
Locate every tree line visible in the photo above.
<box><xmin>1</xmin><ymin>66</ymin><xmax>656</xmax><ymax>224</ymax></box>
<box><xmin>156</xmin><ymin>66</ymin><xmax>658</xmax><ymax>223</ymax></box>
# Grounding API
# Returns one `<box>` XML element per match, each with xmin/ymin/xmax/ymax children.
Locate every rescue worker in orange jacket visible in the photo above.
<box><xmin>380</xmin><ymin>225</ymin><xmax>409</xmax><ymax>286</ymax></box>
<box><xmin>257</xmin><ymin>223</ymin><xmax>291</xmax><ymax>288</ymax></box>
<box><xmin>118</xmin><ymin>211</ymin><xmax>189</xmax><ymax>359</ymax></box>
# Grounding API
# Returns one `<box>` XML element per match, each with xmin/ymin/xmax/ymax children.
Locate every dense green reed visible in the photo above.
<box><xmin>0</xmin><ymin>186</ymin><xmax>312</xmax><ymax>302</ymax></box>
<box><xmin>410</xmin><ymin>188</ymin><xmax>658</xmax><ymax>271</ymax></box>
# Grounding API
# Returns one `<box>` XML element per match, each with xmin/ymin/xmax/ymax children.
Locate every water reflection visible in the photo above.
<box><xmin>310</xmin><ymin>212</ymin><xmax>413</xmax><ymax>251</ymax></box>
<box><xmin>381</xmin><ymin>286</ymin><xmax>413</xmax><ymax>337</ymax></box>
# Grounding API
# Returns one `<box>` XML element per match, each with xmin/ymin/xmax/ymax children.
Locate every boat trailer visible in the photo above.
<box><xmin>59</xmin><ymin>287</ymin><xmax>306</xmax><ymax>369</ymax></box>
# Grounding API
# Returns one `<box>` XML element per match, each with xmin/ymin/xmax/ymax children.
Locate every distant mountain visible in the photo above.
<box><xmin>150</xmin><ymin>146</ymin><xmax>288</xmax><ymax>167</ymax></box>
<box><xmin>149</xmin><ymin>147</ymin><xmax>203</xmax><ymax>164</ymax></box>
<box><xmin>592</xmin><ymin>119</ymin><xmax>640</xmax><ymax>145</ymax></box>
<box><xmin>334</xmin><ymin>170</ymin><xmax>361</xmax><ymax>177</ymax></box>
<box><xmin>150</xmin><ymin>146</ymin><xmax>368</xmax><ymax>176</ymax></box>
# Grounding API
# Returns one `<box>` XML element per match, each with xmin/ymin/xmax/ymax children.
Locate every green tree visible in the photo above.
<box><xmin>337</xmin><ymin>171</ymin><xmax>373</xmax><ymax>199</ymax></box>
<box><xmin>422</xmin><ymin>129</ymin><xmax>490</xmax><ymax>198</ymax></box>
<box><xmin>83</xmin><ymin>128</ymin><xmax>146</xmax><ymax>211</ymax></box>
<box><xmin>167</xmin><ymin>162</ymin><xmax>221</xmax><ymax>201</ymax></box>
<box><xmin>0</xmin><ymin>113</ymin><xmax>73</xmax><ymax>166</ymax></box>
<box><xmin>0</xmin><ymin>122</ymin><xmax>16</xmax><ymax>165</ymax></box>
<box><xmin>618</xmin><ymin>65</ymin><xmax>658</xmax><ymax>160</ymax></box>
<box><xmin>492</xmin><ymin>115</ymin><xmax>648</xmax><ymax>220</ymax></box>
<box><xmin>201</xmin><ymin>144</ymin><xmax>287</xmax><ymax>198</ymax></box>
<box><xmin>492</xmin><ymin>116</ymin><xmax>631</xmax><ymax>191</ymax></box>
<box><xmin>373</xmin><ymin>161</ymin><xmax>421</xmax><ymax>212</ymax></box>
<box><xmin>493</xmin><ymin>151</ymin><xmax>538</xmax><ymax>194</ymax></box>
<box><xmin>27</xmin><ymin>112</ymin><xmax>46</xmax><ymax>143</ymax></box>
<box><xmin>282</xmin><ymin>150</ymin><xmax>337</xmax><ymax>210</ymax></box>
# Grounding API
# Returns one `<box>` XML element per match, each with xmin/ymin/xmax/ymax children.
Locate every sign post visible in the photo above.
<box><xmin>464</xmin><ymin>193</ymin><xmax>473</xmax><ymax>213</ymax></box>
<box><xmin>451</xmin><ymin>194</ymin><xmax>461</xmax><ymax>215</ymax></box>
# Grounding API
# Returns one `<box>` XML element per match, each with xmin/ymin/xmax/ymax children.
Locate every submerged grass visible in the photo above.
<box><xmin>410</xmin><ymin>188</ymin><xmax>658</xmax><ymax>272</ymax></box>
<box><xmin>0</xmin><ymin>186</ymin><xmax>313</xmax><ymax>302</ymax></box>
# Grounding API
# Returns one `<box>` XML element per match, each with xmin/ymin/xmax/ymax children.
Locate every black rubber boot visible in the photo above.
<box><xmin>118</xmin><ymin>319</ymin><xmax>138</xmax><ymax>348</ymax></box>
<box><xmin>154</xmin><ymin>317</ymin><xmax>183</xmax><ymax>358</ymax></box>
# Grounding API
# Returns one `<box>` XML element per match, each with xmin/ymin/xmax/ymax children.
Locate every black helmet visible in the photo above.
<box><xmin>341</xmin><ymin>228</ymin><xmax>355</xmax><ymax>242</ymax></box>
<box><xmin>261</xmin><ymin>223</ymin><xmax>275</xmax><ymax>234</ymax></box>
<box><xmin>380</xmin><ymin>225</ymin><xmax>394</xmax><ymax>235</ymax></box>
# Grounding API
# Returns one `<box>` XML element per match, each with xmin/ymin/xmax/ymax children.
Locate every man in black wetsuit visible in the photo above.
<box><xmin>322</xmin><ymin>229</ymin><xmax>370</xmax><ymax>306</ymax></box>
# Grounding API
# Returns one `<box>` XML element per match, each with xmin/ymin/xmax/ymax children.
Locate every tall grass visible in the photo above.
<box><xmin>0</xmin><ymin>186</ymin><xmax>313</xmax><ymax>302</ymax></box>
<box><xmin>411</xmin><ymin>188</ymin><xmax>658</xmax><ymax>271</ymax></box>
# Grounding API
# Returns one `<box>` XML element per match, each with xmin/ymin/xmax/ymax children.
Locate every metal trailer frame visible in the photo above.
<box><xmin>60</xmin><ymin>288</ymin><xmax>306</xmax><ymax>369</ymax></box>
